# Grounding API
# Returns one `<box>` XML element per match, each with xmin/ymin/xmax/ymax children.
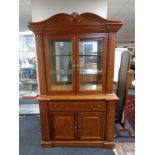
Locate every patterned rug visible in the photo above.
<box><xmin>114</xmin><ymin>142</ymin><xmax>135</xmax><ymax>155</ymax></box>
<box><xmin>126</xmin><ymin>95</ymin><xmax>135</xmax><ymax>129</ymax></box>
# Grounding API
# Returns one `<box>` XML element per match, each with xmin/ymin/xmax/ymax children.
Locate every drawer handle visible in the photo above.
<box><xmin>61</xmin><ymin>105</ymin><xmax>64</xmax><ymax>108</ymax></box>
<box><xmin>90</xmin><ymin>105</ymin><xmax>94</xmax><ymax>108</ymax></box>
<box><xmin>53</xmin><ymin>105</ymin><xmax>64</xmax><ymax>109</ymax></box>
<box><xmin>90</xmin><ymin>105</ymin><xmax>101</xmax><ymax>109</ymax></box>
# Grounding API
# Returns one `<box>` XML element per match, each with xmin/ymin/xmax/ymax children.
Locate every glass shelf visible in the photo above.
<box><xmin>79</xmin><ymin>54</ymin><xmax>102</xmax><ymax>56</ymax></box>
<box><xmin>50</xmin><ymin>69</ymin><xmax>102</xmax><ymax>75</ymax></box>
<box><xmin>50</xmin><ymin>70</ymin><xmax>72</xmax><ymax>75</ymax></box>
<box><xmin>80</xmin><ymin>84</ymin><xmax>102</xmax><ymax>90</ymax></box>
<box><xmin>50</xmin><ymin>55</ymin><xmax>72</xmax><ymax>56</ymax></box>
<box><xmin>80</xmin><ymin>69</ymin><xmax>102</xmax><ymax>74</ymax></box>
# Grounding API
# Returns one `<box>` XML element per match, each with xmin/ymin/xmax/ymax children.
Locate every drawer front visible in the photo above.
<box><xmin>48</xmin><ymin>101</ymin><xmax>106</xmax><ymax>111</ymax></box>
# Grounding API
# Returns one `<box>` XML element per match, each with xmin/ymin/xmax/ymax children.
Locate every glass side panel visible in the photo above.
<box><xmin>79</xmin><ymin>38</ymin><xmax>103</xmax><ymax>91</ymax></box>
<box><xmin>48</xmin><ymin>40</ymin><xmax>73</xmax><ymax>91</ymax></box>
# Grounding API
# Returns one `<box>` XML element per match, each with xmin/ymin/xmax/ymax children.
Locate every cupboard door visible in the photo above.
<box><xmin>49</xmin><ymin>112</ymin><xmax>77</xmax><ymax>140</ymax></box>
<box><xmin>78</xmin><ymin>112</ymin><xmax>105</xmax><ymax>140</ymax></box>
<box><xmin>44</xmin><ymin>35</ymin><xmax>76</xmax><ymax>94</ymax></box>
<box><xmin>76</xmin><ymin>34</ymin><xmax>107</xmax><ymax>93</ymax></box>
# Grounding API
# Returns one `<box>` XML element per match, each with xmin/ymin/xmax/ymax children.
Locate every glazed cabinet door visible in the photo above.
<box><xmin>44</xmin><ymin>35</ymin><xmax>76</xmax><ymax>94</ymax></box>
<box><xmin>75</xmin><ymin>34</ymin><xmax>108</xmax><ymax>94</ymax></box>
<box><xmin>49</xmin><ymin>112</ymin><xmax>77</xmax><ymax>140</ymax></box>
<box><xmin>78</xmin><ymin>112</ymin><xmax>105</xmax><ymax>140</ymax></box>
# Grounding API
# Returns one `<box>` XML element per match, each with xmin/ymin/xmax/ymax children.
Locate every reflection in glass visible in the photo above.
<box><xmin>79</xmin><ymin>39</ymin><xmax>103</xmax><ymax>90</ymax></box>
<box><xmin>19</xmin><ymin>34</ymin><xmax>38</xmax><ymax>93</ymax></box>
<box><xmin>48</xmin><ymin>40</ymin><xmax>73</xmax><ymax>91</ymax></box>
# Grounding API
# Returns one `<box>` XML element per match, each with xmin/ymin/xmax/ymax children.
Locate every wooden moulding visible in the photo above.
<box><xmin>41</xmin><ymin>140</ymin><xmax>115</xmax><ymax>149</ymax></box>
<box><xmin>28</xmin><ymin>12</ymin><xmax>123</xmax><ymax>33</ymax></box>
<box><xmin>37</xmin><ymin>94</ymin><xmax>119</xmax><ymax>101</ymax></box>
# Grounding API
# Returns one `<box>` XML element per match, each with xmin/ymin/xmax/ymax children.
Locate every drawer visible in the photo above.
<box><xmin>48</xmin><ymin>101</ymin><xmax>106</xmax><ymax>111</ymax></box>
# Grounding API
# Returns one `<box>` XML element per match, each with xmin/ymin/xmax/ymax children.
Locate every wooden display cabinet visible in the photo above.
<box><xmin>28</xmin><ymin>12</ymin><xmax>123</xmax><ymax>148</ymax></box>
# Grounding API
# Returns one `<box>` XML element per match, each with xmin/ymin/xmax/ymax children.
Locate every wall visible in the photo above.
<box><xmin>31</xmin><ymin>0</ymin><xmax>107</xmax><ymax>22</ymax></box>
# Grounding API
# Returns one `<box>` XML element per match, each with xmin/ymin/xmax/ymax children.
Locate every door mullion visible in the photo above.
<box><xmin>72</xmin><ymin>35</ymin><xmax>76</xmax><ymax>93</ymax></box>
<box><xmin>75</xmin><ymin>35</ymin><xmax>80</xmax><ymax>92</ymax></box>
<box><xmin>75</xmin><ymin>112</ymin><xmax>79</xmax><ymax>139</ymax></box>
<box><xmin>77</xmin><ymin>112</ymin><xmax>81</xmax><ymax>139</ymax></box>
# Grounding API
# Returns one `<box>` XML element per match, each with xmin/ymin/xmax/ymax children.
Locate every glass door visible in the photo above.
<box><xmin>76</xmin><ymin>34</ymin><xmax>107</xmax><ymax>93</ymax></box>
<box><xmin>44</xmin><ymin>35</ymin><xmax>75</xmax><ymax>93</ymax></box>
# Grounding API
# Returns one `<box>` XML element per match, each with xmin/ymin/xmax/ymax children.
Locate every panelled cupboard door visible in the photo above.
<box><xmin>78</xmin><ymin>112</ymin><xmax>105</xmax><ymax>140</ymax></box>
<box><xmin>75</xmin><ymin>34</ymin><xmax>108</xmax><ymax>94</ymax></box>
<box><xmin>44</xmin><ymin>34</ymin><xmax>76</xmax><ymax>94</ymax></box>
<box><xmin>49</xmin><ymin>112</ymin><xmax>77</xmax><ymax>140</ymax></box>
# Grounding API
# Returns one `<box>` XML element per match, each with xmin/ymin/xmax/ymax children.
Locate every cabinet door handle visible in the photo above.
<box><xmin>78</xmin><ymin>124</ymin><xmax>80</xmax><ymax>129</ymax></box>
<box><xmin>76</xmin><ymin>64</ymin><xmax>79</xmax><ymax>71</ymax></box>
<box><xmin>73</xmin><ymin>64</ymin><xmax>75</xmax><ymax>71</ymax></box>
<box><xmin>74</xmin><ymin>125</ymin><xmax>77</xmax><ymax>129</ymax></box>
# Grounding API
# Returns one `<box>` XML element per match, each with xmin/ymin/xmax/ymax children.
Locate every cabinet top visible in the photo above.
<box><xmin>28</xmin><ymin>12</ymin><xmax>123</xmax><ymax>33</ymax></box>
<box><xmin>38</xmin><ymin>94</ymin><xmax>119</xmax><ymax>101</ymax></box>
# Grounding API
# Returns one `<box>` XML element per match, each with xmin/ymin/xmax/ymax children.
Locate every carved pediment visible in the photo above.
<box><xmin>38</xmin><ymin>12</ymin><xmax>112</xmax><ymax>25</ymax></box>
<box><xmin>28</xmin><ymin>12</ymin><xmax>123</xmax><ymax>33</ymax></box>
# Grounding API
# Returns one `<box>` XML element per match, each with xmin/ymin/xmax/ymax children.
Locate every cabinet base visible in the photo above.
<box><xmin>41</xmin><ymin>140</ymin><xmax>115</xmax><ymax>149</ymax></box>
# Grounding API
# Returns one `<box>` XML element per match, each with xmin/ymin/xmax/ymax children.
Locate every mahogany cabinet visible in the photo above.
<box><xmin>28</xmin><ymin>12</ymin><xmax>123</xmax><ymax>148</ymax></box>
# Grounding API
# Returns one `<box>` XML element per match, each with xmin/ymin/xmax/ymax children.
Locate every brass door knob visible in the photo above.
<box><xmin>76</xmin><ymin>64</ymin><xmax>79</xmax><ymax>71</ymax></box>
<box><xmin>73</xmin><ymin>64</ymin><xmax>75</xmax><ymax>71</ymax></box>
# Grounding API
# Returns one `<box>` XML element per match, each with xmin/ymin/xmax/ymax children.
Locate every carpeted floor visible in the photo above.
<box><xmin>19</xmin><ymin>115</ymin><xmax>135</xmax><ymax>155</ymax></box>
<box><xmin>19</xmin><ymin>115</ymin><xmax>116</xmax><ymax>155</ymax></box>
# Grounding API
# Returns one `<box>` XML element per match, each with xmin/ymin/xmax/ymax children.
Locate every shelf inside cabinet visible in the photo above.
<box><xmin>79</xmin><ymin>54</ymin><xmax>102</xmax><ymax>56</ymax></box>
<box><xmin>50</xmin><ymin>70</ymin><xmax>72</xmax><ymax>75</ymax></box>
<box><xmin>50</xmin><ymin>55</ymin><xmax>72</xmax><ymax>56</ymax></box>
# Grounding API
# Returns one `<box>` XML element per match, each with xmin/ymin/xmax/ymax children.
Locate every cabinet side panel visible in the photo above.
<box><xmin>105</xmin><ymin>101</ymin><xmax>116</xmax><ymax>141</ymax></box>
<box><xmin>35</xmin><ymin>33</ymin><xmax>47</xmax><ymax>95</ymax></box>
<box><xmin>39</xmin><ymin>101</ymin><xmax>50</xmax><ymax>141</ymax></box>
<box><xmin>106</xmin><ymin>33</ymin><xmax>116</xmax><ymax>93</ymax></box>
